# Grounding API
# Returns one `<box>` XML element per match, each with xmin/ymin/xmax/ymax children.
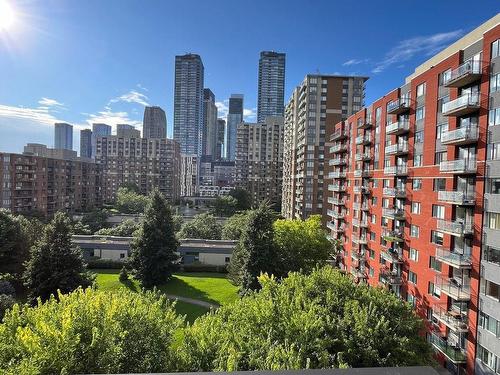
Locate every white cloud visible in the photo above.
<box><xmin>109</xmin><ymin>90</ymin><xmax>149</xmax><ymax>106</ymax></box>
<box><xmin>372</xmin><ymin>30</ymin><xmax>463</xmax><ymax>73</ymax></box>
<box><xmin>342</xmin><ymin>58</ymin><xmax>369</xmax><ymax>66</ymax></box>
<box><xmin>0</xmin><ymin>103</ymin><xmax>62</xmax><ymax>127</ymax></box>
<box><xmin>38</xmin><ymin>97</ymin><xmax>65</xmax><ymax>108</ymax></box>
<box><xmin>243</xmin><ymin>108</ymin><xmax>257</xmax><ymax>121</ymax></box>
<box><xmin>136</xmin><ymin>83</ymin><xmax>149</xmax><ymax>92</ymax></box>
<box><xmin>215</xmin><ymin>100</ymin><xmax>228</xmax><ymax>118</ymax></box>
<box><xmin>83</xmin><ymin>106</ymin><xmax>141</xmax><ymax>131</ymax></box>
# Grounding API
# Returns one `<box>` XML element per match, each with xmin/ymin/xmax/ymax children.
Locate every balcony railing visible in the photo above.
<box><xmin>328</xmin><ymin>171</ymin><xmax>347</xmax><ymax>179</ymax></box>
<box><xmin>355</xmin><ymin>152</ymin><xmax>371</xmax><ymax>161</ymax></box>
<box><xmin>350</xmin><ymin>266</ymin><xmax>367</xmax><ymax>279</ymax></box>
<box><xmin>355</xmin><ymin>134</ymin><xmax>372</xmax><ymax>145</ymax></box>
<box><xmin>380</xmin><ymin>247</ymin><xmax>403</xmax><ymax>263</ymax></box>
<box><xmin>435</xmin><ymin>247</ymin><xmax>472</xmax><ymax>268</ymax></box>
<box><xmin>329</xmin><ymin>144</ymin><xmax>348</xmax><ymax>153</ymax></box>
<box><xmin>328</xmin><ymin>210</ymin><xmax>345</xmax><ymax>220</ymax></box>
<box><xmin>353</xmin><ymin>169</ymin><xmax>372</xmax><ymax>178</ymax></box>
<box><xmin>387</xmin><ymin>98</ymin><xmax>410</xmax><ymax>114</ymax></box>
<box><xmin>357</xmin><ymin>120</ymin><xmax>372</xmax><ymax>129</ymax></box>
<box><xmin>429</xmin><ymin>333</ymin><xmax>467</xmax><ymax>363</ymax></box>
<box><xmin>440</xmin><ymin>126</ymin><xmax>478</xmax><ymax>145</ymax></box>
<box><xmin>382</xmin><ymin>207</ymin><xmax>406</xmax><ymax>220</ymax></box>
<box><xmin>434</xmin><ymin>276</ymin><xmax>471</xmax><ymax>301</ymax></box>
<box><xmin>327</xmin><ymin>197</ymin><xmax>346</xmax><ymax>205</ymax></box>
<box><xmin>385</xmin><ymin>142</ymin><xmax>409</xmax><ymax>155</ymax></box>
<box><xmin>444</xmin><ymin>60</ymin><xmax>482</xmax><ymax>88</ymax></box>
<box><xmin>328</xmin><ymin>184</ymin><xmax>346</xmax><ymax>192</ymax></box>
<box><xmin>352</xmin><ymin>235</ymin><xmax>368</xmax><ymax>245</ymax></box>
<box><xmin>384</xmin><ymin>165</ymin><xmax>408</xmax><ymax>176</ymax></box>
<box><xmin>382</xmin><ymin>229</ymin><xmax>404</xmax><ymax>243</ymax></box>
<box><xmin>351</xmin><ymin>249</ymin><xmax>366</xmax><ymax>261</ymax></box>
<box><xmin>353</xmin><ymin>185</ymin><xmax>370</xmax><ymax>194</ymax></box>
<box><xmin>439</xmin><ymin>159</ymin><xmax>476</xmax><ymax>174</ymax></box>
<box><xmin>352</xmin><ymin>218</ymin><xmax>369</xmax><ymax>228</ymax></box>
<box><xmin>330</xmin><ymin>130</ymin><xmax>348</xmax><ymax>141</ymax></box>
<box><xmin>353</xmin><ymin>202</ymin><xmax>369</xmax><ymax>211</ymax></box>
<box><xmin>329</xmin><ymin>158</ymin><xmax>347</xmax><ymax>166</ymax></box>
<box><xmin>437</xmin><ymin>190</ymin><xmax>475</xmax><ymax>205</ymax></box>
<box><xmin>380</xmin><ymin>267</ymin><xmax>403</xmax><ymax>285</ymax></box>
<box><xmin>436</xmin><ymin>219</ymin><xmax>473</xmax><ymax>237</ymax></box>
<box><xmin>386</xmin><ymin>120</ymin><xmax>410</xmax><ymax>135</ymax></box>
<box><xmin>383</xmin><ymin>187</ymin><xmax>406</xmax><ymax>198</ymax></box>
<box><xmin>442</xmin><ymin>93</ymin><xmax>480</xmax><ymax>116</ymax></box>
<box><xmin>432</xmin><ymin>304</ymin><xmax>468</xmax><ymax>333</ymax></box>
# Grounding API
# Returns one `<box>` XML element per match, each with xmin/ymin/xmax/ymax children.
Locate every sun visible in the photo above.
<box><xmin>0</xmin><ymin>0</ymin><xmax>15</xmax><ymax>31</ymax></box>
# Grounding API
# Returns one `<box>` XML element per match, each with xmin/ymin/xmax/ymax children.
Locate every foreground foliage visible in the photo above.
<box><xmin>0</xmin><ymin>288</ymin><xmax>182</xmax><ymax>374</ymax></box>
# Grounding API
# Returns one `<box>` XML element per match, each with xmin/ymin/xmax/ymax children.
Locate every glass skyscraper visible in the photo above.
<box><xmin>226</xmin><ymin>94</ymin><xmax>243</xmax><ymax>161</ymax></box>
<box><xmin>257</xmin><ymin>51</ymin><xmax>286</xmax><ymax>123</ymax></box>
<box><xmin>143</xmin><ymin>106</ymin><xmax>167</xmax><ymax>139</ymax></box>
<box><xmin>54</xmin><ymin>122</ymin><xmax>73</xmax><ymax>150</ymax></box>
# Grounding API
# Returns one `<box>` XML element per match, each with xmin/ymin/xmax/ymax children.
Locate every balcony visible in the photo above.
<box><xmin>353</xmin><ymin>185</ymin><xmax>370</xmax><ymax>194</ymax></box>
<box><xmin>386</xmin><ymin>120</ymin><xmax>410</xmax><ymax>135</ymax></box>
<box><xmin>439</xmin><ymin>159</ymin><xmax>476</xmax><ymax>174</ymax></box>
<box><xmin>327</xmin><ymin>209</ymin><xmax>345</xmax><ymax>220</ymax></box>
<box><xmin>435</xmin><ymin>247</ymin><xmax>472</xmax><ymax>269</ymax></box>
<box><xmin>353</xmin><ymin>169</ymin><xmax>372</xmax><ymax>178</ymax></box>
<box><xmin>440</xmin><ymin>126</ymin><xmax>478</xmax><ymax>146</ymax></box>
<box><xmin>432</xmin><ymin>304</ymin><xmax>468</xmax><ymax>333</ymax></box>
<box><xmin>329</xmin><ymin>158</ymin><xmax>347</xmax><ymax>166</ymax></box>
<box><xmin>355</xmin><ymin>134</ymin><xmax>372</xmax><ymax>145</ymax></box>
<box><xmin>328</xmin><ymin>184</ymin><xmax>346</xmax><ymax>192</ymax></box>
<box><xmin>434</xmin><ymin>276</ymin><xmax>471</xmax><ymax>301</ymax></box>
<box><xmin>385</xmin><ymin>142</ymin><xmax>409</xmax><ymax>156</ymax></box>
<box><xmin>328</xmin><ymin>171</ymin><xmax>347</xmax><ymax>179</ymax></box>
<box><xmin>329</xmin><ymin>144</ymin><xmax>348</xmax><ymax>153</ymax></box>
<box><xmin>384</xmin><ymin>165</ymin><xmax>408</xmax><ymax>176</ymax></box>
<box><xmin>382</xmin><ymin>229</ymin><xmax>404</xmax><ymax>243</ymax></box>
<box><xmin>429</xmin><ymin>333</ymin><xmax>467</xmax><ymax>364</ymax></box>
<box><xmin>355</xmin><ymin>152</ymin><xmax>371</xmax><ymax>161</ymax></box>
<box><xmin>444</xmin><ymin>60</ymin><xmax>482</xmax><ymax>88</ymax></box>
<box><xmin>357</xmin><ymin>120</ymin><xmax>372</xmax><ymax>129</ymax></box>
<box><xmin>383</xmin><ymin>187</ymin><xmax>406</xmax><ymax>198</ymax></box>
<box><xmin>442</xmin><ymin>93</ymin><xmax>480</xmax><ymax>117</ymax></box>
<box><xmin>436</xmin><ymin>219</ymin><xmax>473</xmax><ymax>237</ymax></box>
<box><xmin>352</xmin><ymin>218</ymin><xmax>369</xmax><ymax>228</ymax></box>
<box><xmin>353</xmin><ymin>202</ymin><xmax>369</xmax><ymax>211</ymax></box>
<box><xmin>382</xmin><ymin>207</ymin><xmax>405</xmax><ymax>220</ymax></box>
<box><xmin>326</xmin><ymin>221</ymin><xmax>336</xmax><ymax>231</ymax></box>
<box><xmin>387</xmin><ymin>98</ymin><xmax>410</xmax><ymax>115</ymax></box>
<box><xmin>380</xmin><ymin>267</ymin><xmax>402</xmax><ymax>285</ymax></box>
<box><xmin>327</xmin><ymin>197</ymin><xmax>346</xmax><ymax>206</ymax></box>
<box><xmin>350</xmin><ymin>266</ymin><xmax>367</xmax><ymax>279</ymax></box>
<box><xmin>380</xmin><ymin>247</ymin><xmax>403</xmax><ymax>263</ymax></box>
<box><xmin>330</xmin><ymin>130</ymin><xmax>348</xmax><ymax>141</ymax></box>
<box><xmin>351</xmin><ymin>249</ymin><xmax>366</xmax><ymax>261</ymax></box>
<box><xmin>330</xmin><ymin>224</ymin><xmax>345</xmax><ymax>233</ymax></box>
<box><xmin>437</xmin><ymin>190</ymin><xmax>475</xmax><ymax>205</ymax></box>
<box><xmin>352</xmin><ymin>235</ymin><xmax>368</xmax><ymax>245</ymax></box>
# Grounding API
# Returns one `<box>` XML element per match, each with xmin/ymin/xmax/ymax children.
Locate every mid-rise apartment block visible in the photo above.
<box><xmin>91</xmin><ymin>123</ymin><xmax>111</xmax><ymax>158</ymax></box>
<box><xmin>282</xmin><ymin>74</ymin><xmax>367</xmax><ymax>222</ymax></box>
<box><xmin>180</xmin><ymin>154</ymin><xmax>198</xmax><ymax>197</ymax></box>
<box><xmin>324</xmin><ymin>15</ymin><xmax>500</xmax><ymax>375</ymax></box>
<box><xmin>95</xmin><ymin>136</ymin><xmax>180</xmax><ymax>202</ymax></box>
<box><xmin>199</xmin><ymin>156</ymin><xmax>235</xmax><ymax>196</ymax></box>
<box><xmin>236</xmin><ymin>116</ymin><xmax>284</xmax><ymax>209</ymax></box>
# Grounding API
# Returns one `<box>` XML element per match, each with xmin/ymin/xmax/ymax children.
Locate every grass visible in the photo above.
<box><xmin>93</xmin><ymin>269</ymin><xmax>239</xmax><ymax>323</ymax></box>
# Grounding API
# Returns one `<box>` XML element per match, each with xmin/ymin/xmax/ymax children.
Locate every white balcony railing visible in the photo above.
<box><xmin>386</xmin><ymin>120</ymin><xmax>410</xmax><ymax>134</ymax></box>
<box><xmin>437</xmin><ymin>190</ymin><xmax>475</xmax><ymax>205</ymax></box>
<box><xmin>435</xmin><ymin>247</ymin><xmax>472</xmax><ymax>268</ymax></box>
<box><xmin>441</xmin><ymin>126</ymin><xmax>478</xmax><ymax>145</ymax></box>
<box><xmin>439</xmin><ymin>159</ymin><xmax>477</xmax><ymax>174</ymax></box>
<box><xmin>383</xmin><ymin>187</ymin><xmax>406</xmax><ymax>197</ymax></box>
<box><xmin>442</xmin><ymin>93</ymin><xmax>480</xmax><ymax>115</ymax></box>
<box><xmin>434</xmin><ymin>276</ymin><xmax>471</xmax><ymax>301</ymax></box>
<box><xmin>436</xmin><ymin>219</ymin><xmax>473</xmax><ymax>237</ymax></box>
<box><xmin>384</xmin><ymin>165</ymin><xmax>408</xmax><ymax>175</ymax></box>
<box><xmin>444</xmin><ymin>60</ymin><xmax>482</xmax><ymax>87</ymax></box>
<box><xmin>385</xmin><ymin>142</ymin><xmax>409</xmax><ymax>155</ymax></box>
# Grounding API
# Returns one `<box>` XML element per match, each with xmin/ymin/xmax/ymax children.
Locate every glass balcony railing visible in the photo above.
<box><xmin>440</xmin><ymin>126</ymin><xmax>478</xmax><ymax>145</ymax></box>
<box><xmin>327</xmin><ymin>197</ymin><xmax>345</xmax><ymax>205</ymax></box>
<box><xmin>379</xmin><ymin>267</ymin><xmax>402</xmax><ymax>285</ymax></box>
<box><xmin>353</xmin><ymin>185</ymin><xmax>370</xmax><ymax>194</ymax></box>
<box><xmin>351</xmin><ymin>249</ymin><xmax>366</xmax><ymax>261</ymax></box>
<box><xmin>329</xmin><ymin>144</ymin><xmax>348</xmax><ymax>153</ymax></box>
<box><xmin>353</xmin><ymin>169</ymin><xmax>372</xmax><ymax>178</ymax></box>
<box><xmin>330</xmin><ymin>130</ymin><xmax>348</xmax><ymax>141</ymax></box>
<box><xmin>442</xmin><ymin>93</ymin><xmax>480</xmax><ymax>116</ymax></box>
<box><xmin>429</xmin><ymin>333</ymin><xmax>467</xmax><ymax>363</ymax></box>
<box><xmin>352</xmin><ymin>218</ymin><xmax>369</xmax><ymax>227</ymax></box>
<box><xmin>437</xmin><ymin>190</ymin><xmax>475</xmax><ymax>205</ymax></box>
<box><xmin>435</xmin><ymin>247</ymin><xmax>472</xmax><ymax>268</ymax></box>
<box><xmin>328</xmin><ymin>210</ymin><xmax>345</xmax><ymax>220</ymax></box>
<box><xmin>353</xmin><ymin>201</ymin><xmax>369</xmax><ymax>211</ymax></box>
<box><xmin>385</xmin><ymin>142</ymin><xmax>409</xmax><ymax>155</ymax></box>
<box><xmin>380</xmin><ymin>247</ymin><xmax>403</xmax><ymax>263</ymax></box>
<box><xmin>436</xmin><ymin>219</ymin><xmax>473</xmax><ymax>237</ymax></box>
<box><xmin>432</xmin><ymin>304</ymin><xmax>468</xmax><ymax>333</ymax></box>
<box><xmin>329</xmin><ymin>158</ymin><xmax>347</xmax><ymax>166</ymax></box>
<box><xmin>355</xmin><ymin>152</ymin><xmax>371</xmax><ymax>161</ymax></box>
<box><xmin>355</xmin><ymin>134</ymin><xmax>372</xmax><ymax>145</ymax></box>
<box><xmin>382</xmin><ymin>207</ymin><xmax>406</xmax><ymax>220</ymax></box>
<box><xmin>352</xmin><ymin>235</ymin><xmax>368</xmax><ymax>245</ymax></box>
<box><xmin>387</xmin><ymin>98</ymin><xmax>411</xmax><ymax>114</ymax></box>
<box><xmin>444</xmin><ymin>60</ymin><xmax>482</xmax><ymax>88</ymax></box>
<box><xmin>350</xmin><ymin>266</ymin><xmax>367</xmax><ymax>279</ymax></box>
<box><xmin>384</xmin><ymin>165</ymin><xmax>408</xmax><ymax>176</ymax></box>
<box><xmin>434</xmin><ymin>275</ymin><xmax>471</xmax><ymax>301</ymax></box>
<box><xmin>382</xmin><ymin>187</ymin><xmax>406</xmax><ymax>198</ymax></box>
<box><xmin>328</xmin><ymin>184</ymin><xmax>346</xmax><ymax>192</ymax></box>
<box><xmin>439</xmin><ymin>159</ymin><xmax>476</xmax><ymax>174</ymax></box>
<box><xmin>386</xmin><ymin>120</ymin><xmax>410</xmax><ymax>135</ymax></box>
<box><xmin>382</xmin><ymin>229</ymin><xmax>404</xmax><ymax>243</ymax></box>
<box><xmin>328</xmin><ymin>171</ymin><xmax>347</xmax><ymax>179</ymax></box>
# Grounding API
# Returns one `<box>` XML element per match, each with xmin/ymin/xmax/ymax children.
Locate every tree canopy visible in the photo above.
<box><xmin>96</xmin><ymin>219</ymin><xmax>140</xmax><ymax>237</ymax></box>
<box><xmin>80</xmin><ymin>209</ymin><xmax>109</xmax><ymax>233</ymax></box>
<box><xmin>178</xmin><ymin>213</ymin><xmax>222</xmax><ymax>240</ymax></box>
<box><xmin>0</xmin><ymin>209</ymin><xmax>30</xmax><ymax>278</ymax></box>
<box><xmin>221</xmin><ymin>212</ymin><xmax>250</xmax><ymax>240</ymax></box>
<box><xmin>212</xmin><ymin>195</ymin><xmax>238</xmax><ymax>217</ymax></box>
<box><xmin>228</xmin><ymin>188</ymin><xmax>252</xmax><ymax>211</ymax></box>
<box><xmin>115</xmin><ymin>186</ymin><xmax>150</xmax><ymax>214</ymax></box>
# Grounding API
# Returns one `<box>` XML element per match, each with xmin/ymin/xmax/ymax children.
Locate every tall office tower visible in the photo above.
<box><xmin>54</xmin><ymin>123</ymin><xmax>73</xmax><ymax>150</ymax></box>
<box><xmin>202</xmin><ymin>89</ymin><xmax>218</xmax><ymax>156</ymax></box>
<box><xmin>95</xmin><ymin>136</ymin><xmax>181</xmax><ymax>202</ymax></box>
<box><xmin>226</xmin><ymin>94</ymin><xmax>243</xmax><ymax>161</ymax></box>
<box><xmin>281</xmin><ymin>74</ymin><xmax>367</xmax><ymax>221</ymax></box>
<box><xmin>325</xmin><ymin>15</ymin><xmax>500</xmax><ymax>375</ymax></box>
<box><xmin>117</xmin><ymin>124</ymin><xmax>140</xmax><ymax>138</ymax></box>
<box><xmin>236</xmin><ymin>116</ymin><xmax>284</xmax><ymax>208</ymax></box>
<box><xmin>143</xmin><ymin>106</ymin><xmax>167</xmax><ymax>139</ymax></box>
<box><xmin>216</xmin><ymin>119</ymin><xmax>226</xmax><ymax>160</ymax></box>
<box><xmin>173</xmin><ymin>53</ymin><xmax>204</xmax><ymax>155</ymax></box>
<box><xmin>91</xmin><ymin>123</ymin><xmax>111</xmax><ymax>157</ymax></box>
<box><xmin>80</xmin><ymin>129</ymin><xmax>92</xmax><ymax>158</ymax></box>
<box><xmin>257</xmin><ymin>51</ymin><xmax>286</xmax><ymax>123</ymax></box>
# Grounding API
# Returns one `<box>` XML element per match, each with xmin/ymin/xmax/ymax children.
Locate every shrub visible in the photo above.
<box><xmin>0</xmin><ymin>294</ymin><xmax>15</xmax><ymax>321</ymax></box>
<box><xmin>119</xmin><ymin>266</ymin><xmax>129</xmax><ymax>281</ymax></box>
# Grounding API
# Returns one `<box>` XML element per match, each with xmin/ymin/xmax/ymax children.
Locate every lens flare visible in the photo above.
<box><xmin>0</xmin><ymin>0</ymin><xmax>15</xmax><ymax>31</ymax></box>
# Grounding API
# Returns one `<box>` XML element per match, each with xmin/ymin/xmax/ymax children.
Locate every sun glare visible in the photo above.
<box><xmin>0</xmin><ymin>0</ymin><xmax>15</xmax><ymax>31</ymax></box>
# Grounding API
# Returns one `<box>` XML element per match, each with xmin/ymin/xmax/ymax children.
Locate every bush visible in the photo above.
<box><xmin>119</xmin><ymin>266</ymin><xmax>129</xmax><ymax>281</ymax></box>
<box><xmin>86</xmin><ymin>258</ymin><xmax>125</xmax><ymax>269</ymax></box>
<box><xmin>0</xmin><ymin>280</ymin><xmax>15</xmax><ymax>296</ymax></box>
<box><xmin>0</xmin><ymin>294</ymin><xmax>15</xmax><ymax>321</ymax></box>
<box><xmin>181</xmin><ymin>262</ymin><xmax>227</xmax><ymax>273</ymax></box>
<box><xmin>0</xmin><ymin>288</ymin><xmax>183</xmax><ymax>374</ymax></box>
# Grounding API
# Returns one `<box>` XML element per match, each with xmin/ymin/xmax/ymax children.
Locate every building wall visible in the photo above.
<box><xmin>181</xmin><ymin>154</ymin><xmax>198</xmax><ymax>197</ymax></box>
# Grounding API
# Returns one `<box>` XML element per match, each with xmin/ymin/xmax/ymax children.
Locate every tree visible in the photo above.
<box><xmin>0</xmin><ymin>288</ymin><xmax>182</xmax><ymax>374</ymax></box>
<box><xmin>81</xmin><ymin>209</ymin><xmax>109</xmax><ymax>233</ymax></box>
<box><xmin>96</xmin><ymin>219</ymin><xmax>140</xmax><ymax>237</ymax></box>
<box><xmin>115</xmin><ymin>186</ymin><xmax>150</xmax><ymax>214</ymax></box>
<box><xmin>228</xmin><ymin>202</ymin><xmax>278</xmax><ymax>293</ymax></box>
<box><xmin>178</xmin><ymin>213</ymin><xmax>222</xmax><ymax>240</ymax></box>
<box><xmin>172</xmin><ymin>214</ymin><xmax>184</xmax><ymax>233</ymax></box>
<box><xmin>221</xmin><ymin>212</ymin><xmax>250</xmax><ymax>240</ymax></box>
<box><xmin>72</xmin><ymin>219</ymin><xmax>92</xmax><ymax>235</ymax></box>
<box><xmin>129</xmin><ymin>190</ymin><xmax>179</xmax><ymax>288</ymax></box>
<box><xmin>273</xmin><ymin>215</ymin><xmax>332</xmax><ymax>274</ymax></box>
<box><xmin>23</xmin><ymin>212</ymin><xmax>94</xmax><ymax>303</ymax></box>
<box><xmin>228</xmin><ymin>188</ymin><xmax>252</xmax><ymax>211</ymax></box>
<box><xmin>178</xmin><ymin>267</ymin><xmax>433</xmax><ymax>371</ymax></box>
<box><xmin>212</xmin><ymin>195</ymin><xmax>238</xmax><ymax>217</ymax></box>
<box><xmin>0</xmin><ymin>210</ymin><xmax>30</xmax><ymax>279</ymax></box>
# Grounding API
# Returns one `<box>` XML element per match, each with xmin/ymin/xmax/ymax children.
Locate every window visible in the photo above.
<box><xmin>487</xmin><ymin>178</ymin><xmax>500</xmax><ymax>194</ymax></box>
<box><xmin>410</xmin><ymin>225</ymin><xmax>419</xmax><ymax>238</ymax></box>
<box><xmin>225</xmin><ymin>257</ymin><xmax>230</xmax><ymax>263</ymax></box>
<box><xmin>489</xmin><ymin>107</ymin><xmax>500</xmax><ymax>126</ymax></box>
<box><xmin>411</xmin><ymin>202</ymin><xmax>421</xmax><ymax>214</ymax></box>
<box><xmin>429</xmin><ymin>256</ymin><xmax>442</xmax><ymax>272</ymax></box>
<box><xmin>484</xmin><ymin>246</ymin><xmax>500</xmax><ymax>266</ymax></box>
<box><xmin>381</xmin><ymin>217</ymin><xmax>389</xmax><ymax>227</ymax></box>
<box><xmin>430</xmin><ymin>230</ymin><xmax>444</xmax><ymax>246</ymax></box>
<box><xmin>481</xmin><ymin>278</ymin><xmax>500</xmax><ymax>300</ymax></box>
<box><xmin>413</xmin><ymin>153</ymin><xmax>423</xmax><ymax>167</ymax></box>
<box><xmin>491</xmin><ymin>72</ymin><xmax>500</xmax><ymax>93</ymax></box>
<box><xmin>438</xmin><ymin>95</ymin><xmax>450</xmax><ymax>113</ymax></box>
<box><xmin>409</xmin><ymin>248</ymin><xmax>419</xmax><ymax>261</ymax></box>
<box><xmin>408</xmin><ymin>271</ymin><xmax>418</xmax><ymax>284</ymax></box>
<box><xmin>383</xmin><ymin>179</ymin><xmax>390</xmax><ymax>188</ymax></box>
<box><xmin>428</xmin><ymin>282</ymin><xmax>441</xmax><ymax>298</ymax></box>
<box><xmin>372</xmin><ymin>197</ymin><xmax>377</xmax><ymax>206</ymax></box>
<box><xmin>369</xmin><ymin>267</ymin><xmax>374</xmax><ymax>277</ymax></box>
<box><xmin>416</xmin><ymin>106</ymin><xmax>425</xmax><ymax>120</ymax></box>
<box><xmin>488</xmin><ymin>212</ymin><xmax>500</xmax><ymax>230</ymax></box>
<box><xmin>492</xmin><ymin>39</ymin><xmax>500</xmax><ymax>59</ymax></box>
<box><xmin>373</xmin><ymin>179</ymin><xmax>379</xmax><ymax>188</ymax></box>
<box><xmin>417</xmin><ymin>83</ymin><xmax>426</xmax><ymax>97</ymax></box>
<box><xmin>439</xmin><ymin>69</ymin><xmax>452</xmax><ymax>86</ymax></box>
<box><xmin>369</xmin><ymin>249</ymin><xmax>375</xmax><ymax>259</ymax></box>
<box><xmin>479</xmin><ymin>312</ymin><xmax>500</xmax><ymax>337</ymax></box>
<box><xmin>487</xmin><ymin>143</ymin><xmax>500</xmax><ymax>160</ymax></box>
<box><xmin>370</xmin><ymin>232</ymin><xmax>376</xmax><ymax>241</ymax></box>
<box><xmin>435</xmin><ymin>151</ymin><xmax>447</xmax><ymax>164</ymax></box>
<box><xmin>371</xmin><ymin>214</ymin><xmax>377</xmax><ymax>224</ymax></box>
<box><xmin>432</xmin><ymin>205</ymin><xmax>445</xmax><ymax>219</ymax></box>
<box><xmin>407</xmin><ymin>293</ymin><xmax>417</xmax><ymax>307</ymax></box>
<box><xmin>436</xmin><ymin>123</ymin><xmax>449</xmax><ymax>140</ymax></box>
<box><xmin>477</xmin><ymin>345</ymin><xmax>498</xmax><ymax>373</ymax></box>
<box><xmin>433</xmin><ymin>178</ymin><xmax>446</xmax><ymax>191</ymax></box>
<box><xmin>415</xmin><ymin>130</ymin><xmax>424</xmax><ymax>143</ymax></box>
<box><xmin>412</xmin><ymin>179</ymin><xmax>422</xmax><ymax>190</ymax></box>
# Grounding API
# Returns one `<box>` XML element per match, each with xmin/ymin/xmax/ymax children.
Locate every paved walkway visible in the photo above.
<box><xmin>165</xmin><ymin>294</ymin><xmax>219</xmax><ymax>309</ymax></box>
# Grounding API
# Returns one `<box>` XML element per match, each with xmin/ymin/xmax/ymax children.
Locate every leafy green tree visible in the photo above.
<box><xmin>212</xmin><ymin>195</ymin><xmax>238</xmax><ymax>217</ymax></box>
<box><xmin>0</xmin><ymin>294</ymin><xmax>14</xmax><ymax>322</ymax></box>
<box><xmin>72</xmin><ymin>219</ymin><xmax>92</xmax><ymax>235</ymax></box>
<box><xmin>273</xmin><ymin>215</ymin><xmax>332</xmax><ymax>274</ymax></box>
<box><xmin>129</xmin><ymin>190</ymin><xmax>179</xmax><ymax>287</ymax></box>
<box><xmin>0</xmin><ymin>288</ymin><xmax>183</xmax><ymax>374</ymax></box>
<box><xmin>81</xmin><ymin>209</ymin><xmax>109</xmax><ymax>233</ymax></box>
<box><xmin>96</xmin><ymin>219</ymin><xmax>140</xmax><ymax>237</ymax></box>
<box><xmin>178</xmin><ymin>213</ymin><xmax>222</xmax><ymax>240</ymax></box>
<box><xmin>221</xmin><ymin>212</ymin><xmax>250</xmax><ymax>240</ymax></box>
<box><xmin>0</xmin><ymin>210</ymin><xmax>30</xmax><ymax>278</ymax></box>
<box><xmin>23</xmin><ymin>212</ymin><xmax>94</xmax><ymax>303</ymax></box>
<box><xmin>172</xmin><ymin>214</ymin><xmax>184</xmax><ymax>233</ymax></box>
<box><xmin>229</xmin><ymin>188</ymin><xmax>252</xmax><ymax>211</ymax></box>
<box><xmin>178</xmin><ymin>267</ymin><xmax>433</xmax><ymax>371</ymax></box>
<box><xmin>115</xmin><ymin>186</ymin><xmax>150</xmax><ymax>214</ymax></box>
<box><xmin>228</xmin><ymin>202</ymin><xmax>278</xmax><ymax>293</ymax></box>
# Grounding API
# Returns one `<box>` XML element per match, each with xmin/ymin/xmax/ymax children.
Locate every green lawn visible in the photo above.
<box><xmin>93</xmin><ymin>269</ymin><xmax>239</xmax><ymax>323</ymax></box>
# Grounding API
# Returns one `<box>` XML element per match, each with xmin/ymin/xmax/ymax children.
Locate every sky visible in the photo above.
<box><xmin>0</xmin><ymin>0</ymin><xmax>499</xmax><ymax>154</ymax></box>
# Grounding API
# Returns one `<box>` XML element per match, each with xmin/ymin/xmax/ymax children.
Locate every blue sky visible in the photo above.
<box><xmin>0</xmin><ymin>0</ymin><xmax>498</xmax><ymax>153</ymax></box>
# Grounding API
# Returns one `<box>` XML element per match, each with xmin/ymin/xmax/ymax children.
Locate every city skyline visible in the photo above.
<box><xmin>1</xmin><ymin>1</ymin><xmax>498</xmax><ymax>154</ymax></box>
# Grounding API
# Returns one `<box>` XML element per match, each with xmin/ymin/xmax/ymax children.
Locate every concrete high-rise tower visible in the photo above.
<box><xmin>173</xmin><ymin>53</ymin><xmax>204</xmax><ymax>155</ymax></box>
<box><xmin>54</xmin><ymin>123</ymin><xmax>73</xmax><ymax>150</ymax></box>
<box><xmin>143</xmin><ymin>106</ymin><xmax>167</xmax><ymax>139</ymax></box>
<box><xmin>80</xmin><ymin>129</ymin><xmax>92</xmax><ymax>158</ymax></box>
<box><xmin>202</xmin><ymin>88</ymin><xmax>218</xmax><ymax>157</ymax></box>
<box><xmin>226</xmin><ymin>94</ymin><xmax>243</xmax><ymax>161</ymax></box>
<box><xmin>257</xmin><ymin>51</ymin><xmax>286</xmax><ymax>123</ymax></box>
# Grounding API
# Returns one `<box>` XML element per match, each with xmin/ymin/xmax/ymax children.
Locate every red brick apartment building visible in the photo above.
<box><xmin>326</xmin><ymin>15</ymin><xmax>500</xmax><ymax>375</ymax></box>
